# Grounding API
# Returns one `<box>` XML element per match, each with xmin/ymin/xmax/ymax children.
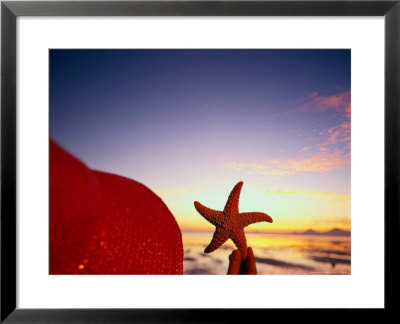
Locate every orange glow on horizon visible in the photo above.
<box><xmin>163</xmin><ymin>186</ymin><xmax>350</xmax><ymax>236</ymax></box>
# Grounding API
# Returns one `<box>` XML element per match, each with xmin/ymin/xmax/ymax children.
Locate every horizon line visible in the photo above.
<box><xmin>181</xmin><ymin>227</ymin><xmax>351</xmax><ymax>236</ymax></box>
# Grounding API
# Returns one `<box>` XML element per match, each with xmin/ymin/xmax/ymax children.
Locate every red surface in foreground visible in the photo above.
<box><xmin>50</xmin><ymin>140</ymin><xmax>183</xmax><ymax>274</ymax></box>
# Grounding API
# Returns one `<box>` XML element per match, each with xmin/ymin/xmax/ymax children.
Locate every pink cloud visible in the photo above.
<box><xmin>219</xmin><ymin>151</ymin><xmax>350</xmax><ymax>176</ymax></box>
<box><xmin>294</xmin><ymin>90</ymin><xmax>351</xmax><ymax>118</ymax></box>
<box><xmin>321</xmin><ymin>121</ymin><xmax>351</xmax><ymax>146</ymax></box>
<box><xmin>222</xmin><ymin>90</ymin><xmax>352</xmax><ymax>178</ymax></box>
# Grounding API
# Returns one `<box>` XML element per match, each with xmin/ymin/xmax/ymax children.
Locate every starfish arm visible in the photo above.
<box><xmin>204</xmin><ymin>229</ymin><xmax>229</xmax><ymax>253</ymax></box>
<box><xmin>230</xmin><ymin>229</ymin><xmax>248</xmax><ymax>259</ymax></box>
<box><xmin>239</xmin><ymin>212</ymin><xmax>273</xmax><ymax>228</ymax></box>
<box><xmin>223</xmin><ymin>181</ymin><xmax>243</xmax><ymax>215</ymax></box>
<box><xmin>194</xmin><ymin>201</ymin><xmax>223</xmax><ymax>226</ymax></box>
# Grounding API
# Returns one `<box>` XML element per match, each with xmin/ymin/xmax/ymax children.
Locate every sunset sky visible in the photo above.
<box><xmin>50</xmin><ymin>49</ymin><xmax>351</xmax><ymax>233</ymax></box>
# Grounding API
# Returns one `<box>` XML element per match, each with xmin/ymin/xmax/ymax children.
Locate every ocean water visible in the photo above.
<box><xmin>182</xmin><ymin>232</ymin><xmax>351</xmax><ymax>275</ymax></box>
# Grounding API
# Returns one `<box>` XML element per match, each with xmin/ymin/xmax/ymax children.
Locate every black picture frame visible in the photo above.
<box><xmin>1</xmin><ymin>0</ymin><xmax>398</xmax><ymax>322</ymax></box>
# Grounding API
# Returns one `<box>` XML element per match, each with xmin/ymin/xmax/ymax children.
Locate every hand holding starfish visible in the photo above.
<box><xmin>194</xmin><ymin>181</ymin><xmax>273</xmax><ymax>259</ymax></box>
<box><xmin>227</xmin><ymin>247</ymin><xmax>257</xmax><ymax>274</ymax></box>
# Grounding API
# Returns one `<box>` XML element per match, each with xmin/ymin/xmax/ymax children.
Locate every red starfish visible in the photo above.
<box><xmin>194</xmin><ymin>181</ymin><xmax>273</xmax><ymax>259</ymax></box>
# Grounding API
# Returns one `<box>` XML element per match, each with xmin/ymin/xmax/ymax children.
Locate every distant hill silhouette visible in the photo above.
<box><xmin>291</xmin><ymin>228</ymin><xmax>350</xmax><ymax>236</ymax></box>
<box><xmin>302</xmin><ymin>229</ymin><xmax>320</xmax><ymax>235</ymax></box>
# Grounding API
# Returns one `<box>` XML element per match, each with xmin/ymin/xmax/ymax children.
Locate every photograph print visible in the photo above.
<box><xmin>49</xmin><ymin>49</ymin><xmax>351</xmax><ymax>275</ymax></box>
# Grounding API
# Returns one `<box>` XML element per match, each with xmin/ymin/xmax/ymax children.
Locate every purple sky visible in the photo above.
<box><xmin>50</xmin><ymin>49</ymin><xmax>351</xmax><ymax>232</ymax></box>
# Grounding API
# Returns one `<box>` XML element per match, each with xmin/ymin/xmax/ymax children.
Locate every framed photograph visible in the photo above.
<box><xmin>1</xmin><ymin>0</ymin><xmax>398</xmax><ymax>321</ymax></box>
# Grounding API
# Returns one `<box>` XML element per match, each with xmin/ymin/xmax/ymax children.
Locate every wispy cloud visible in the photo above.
<box><xmin>220</xmin><ymin>90</ymin><xmax>351</xmax><ymax>177</ymax></box>
<box><xmin>265</xmin><ymin>189</ymin><xmax>349</xmax><ymax>200</ymax></box>
<box><xmin>294</xmin><ymin>90</ymin><xmax>351</xmax><ymax>119</ymax></box>
<box><xmin>219</xmin><ymin>150</ymin><xmax>350</xmax><ymax>176</ymax></box>
<box><xmin>299</xmin><ymin>146</ymin><xmax>312</xmax><ymax>152</ymax></box>
<box><xmin>319</xmin><ymin>121</ymin><xmax>351</xmax><ymax>147</ymax></box>
<box><xmin>311</xmin><ymin>216</ymin><xmax>351</xmax><ymax>227</ymax></box>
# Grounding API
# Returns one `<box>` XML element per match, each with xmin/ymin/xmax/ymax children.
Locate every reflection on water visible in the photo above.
<box><xmin>183</xmin><ymin>232</ymin><xmax>351</xmax><ymax>275</ymax></box>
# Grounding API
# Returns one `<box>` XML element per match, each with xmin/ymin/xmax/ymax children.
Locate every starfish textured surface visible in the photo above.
<box><xmin>194</xmin><ymin>181</ymin><xmax>273</xmax><ymax>259</ymax></box>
